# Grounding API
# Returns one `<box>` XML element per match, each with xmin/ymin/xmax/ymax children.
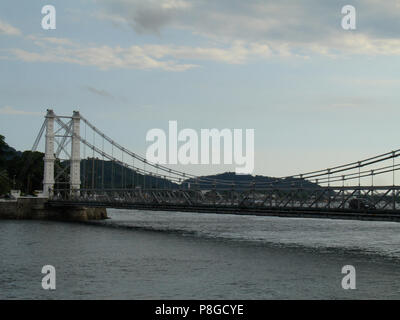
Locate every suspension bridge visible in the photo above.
<box><xmin>31</xmin><ymin>109</ymin><xmax>400</xmax><ymax>221</ymax></box>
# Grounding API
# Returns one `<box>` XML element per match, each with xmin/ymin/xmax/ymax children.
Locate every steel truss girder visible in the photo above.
<box><xmin>50</xmin><ymin>186</ymin><xmax>400</xmax><ymax>213</ymax></box>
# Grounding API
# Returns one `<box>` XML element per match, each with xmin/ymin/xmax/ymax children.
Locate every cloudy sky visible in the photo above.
<box><xmin>1</xmin><ymin>0</ymin><xmax>400</xmax><ymax>179</ymax></box>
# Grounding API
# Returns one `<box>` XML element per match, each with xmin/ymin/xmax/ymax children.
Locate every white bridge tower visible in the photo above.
<box><xmin>41</xmin><ymin>109</ymin><xmax>81</xmax><ymax>197</ymax></box>
<box><xmin>43</xmin><ymin>109</ymin><xmax>55</xmax><ymax>196</ymax></box>
<box><xmin>70</xmin><ymin>111</ymin><xmax>81</xmax><ymax>194</ymax></box>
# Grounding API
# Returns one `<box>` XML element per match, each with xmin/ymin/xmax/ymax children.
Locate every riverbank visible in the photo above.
<box><xmin>0</xmin><ymin>198</ymin><xmax>107</xmax><ymax>221</ymax></box>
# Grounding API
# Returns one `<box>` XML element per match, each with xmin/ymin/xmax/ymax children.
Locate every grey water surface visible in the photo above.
<box><xmin>1</xmin><ymin>209</ymin><xmax>400</xmax><ymax>299</ymax></box>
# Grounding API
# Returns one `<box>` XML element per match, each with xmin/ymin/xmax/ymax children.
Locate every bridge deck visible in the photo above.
<box><xmin>48</xmin><ymin>200</ymin><xmax>400</xmax><ymax>223</ymax></box>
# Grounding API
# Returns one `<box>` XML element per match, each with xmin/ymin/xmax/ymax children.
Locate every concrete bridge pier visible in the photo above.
<box><xmin>0</xmin><ymin>198</ymin><xmax>107</xmax><ymax>221</ymax></box>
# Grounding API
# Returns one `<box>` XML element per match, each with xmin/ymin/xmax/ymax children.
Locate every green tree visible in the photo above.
<box><xmin>7</xmin><ymin>151</ymin><xmax>44</xmax><ymax>194</ymax></box>
<box><xmin>0</xmin><ymin>135</ymin><xmax>13</xmax><ymax>195</ymax></box>
<box><xmin>0</xmin><ymin>135</ymin><xmax>8</xmax><ymax>169</ymax></box>
<box><xmin>0</xmin><ymin>169</ymin><xmax>10</xmax><ymax>194</ymax></box>
<box><xmin>0</xmin><ymin>134</ymin><xmax>46</xmax><ymax>195</ymax></box>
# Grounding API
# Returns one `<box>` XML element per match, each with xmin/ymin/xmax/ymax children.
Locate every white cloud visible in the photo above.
<box><xmin>6</xmin><ymin>36</ymin><xmax>280</xmax><ymax>71</ymax></box>
<box><xmin>26</xmin><ymin>35</ymin><xmax>78</xmax><ymax>47</ymax></box>
<box><xmin>0</xmin><ymin>106</ymin><xmax>43</xmax><ymax>116</ymax></box>
<box><xmin>92</xmin><ymin>12</ymin><xmax>128</xmax><ymax>27</ymax></box>
<box><xmin>141</xmin><ymin>42</ymin><xmax>272</xmax><ymax>64</ymax></box>
<box><xmin>16</xmin><ymin>46</ymin><xmax>195</xmax><ymax>71</ymax></box>
<box><xmin>0</xmin><ymin>19</ymin><xmax>21</xmax><ymax>36</ymax></box>
<box><xmin>94</xmin><ymin>0</ymin><xmax>400</xmax><ymax>57</ymax></box>
<box><xmin>3</xmin><ymin>2</ymin><xmax>400</xmax><ymax>71</ymax></box>
<box><xmin>6</xmin><ymin>31</ymin><xmax>400</xmax><ymax>72</ymax></box>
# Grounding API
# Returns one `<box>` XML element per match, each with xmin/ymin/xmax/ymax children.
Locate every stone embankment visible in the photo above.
<box><xmin>0</xmin><ymin>197</ymin><xmax>107</xmax><ymax>221</ymax></box>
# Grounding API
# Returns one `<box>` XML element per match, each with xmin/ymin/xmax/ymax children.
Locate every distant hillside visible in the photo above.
<box><xmin>70</xmin><ymin>158</ymin><xmax>179</xmax><ymax>190</ymax></box>
<box><xmin>183</xmin><ymin>172</ymin><xmax>318</xmax><ymax>190</ymax></box>
<box><xmin>1</xmin><ymin>134</ymin><xmax>318</xmax><ymax>195</ymax></box>
<box><xmin>63</xmin><ymin>161</ymin><xmax>317</xmax><ymax>191</ymax></box>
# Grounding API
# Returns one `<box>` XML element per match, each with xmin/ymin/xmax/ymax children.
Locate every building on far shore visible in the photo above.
<box><xmin>10</xmin><ymin>190</ymin><xmax>21</xmax><ymax>199</ymax></box>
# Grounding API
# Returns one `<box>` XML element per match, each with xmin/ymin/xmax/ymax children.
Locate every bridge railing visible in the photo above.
<box><xmin>50</xmin><ymin>186</ymin><xmax>400</xmax><ymax>213</ymax></box>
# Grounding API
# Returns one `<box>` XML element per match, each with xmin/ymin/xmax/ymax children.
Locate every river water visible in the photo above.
<box><xmin>1</xmin><ymin>209</ymin><xmax>400</xmax><ymax>299</ymax></box>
